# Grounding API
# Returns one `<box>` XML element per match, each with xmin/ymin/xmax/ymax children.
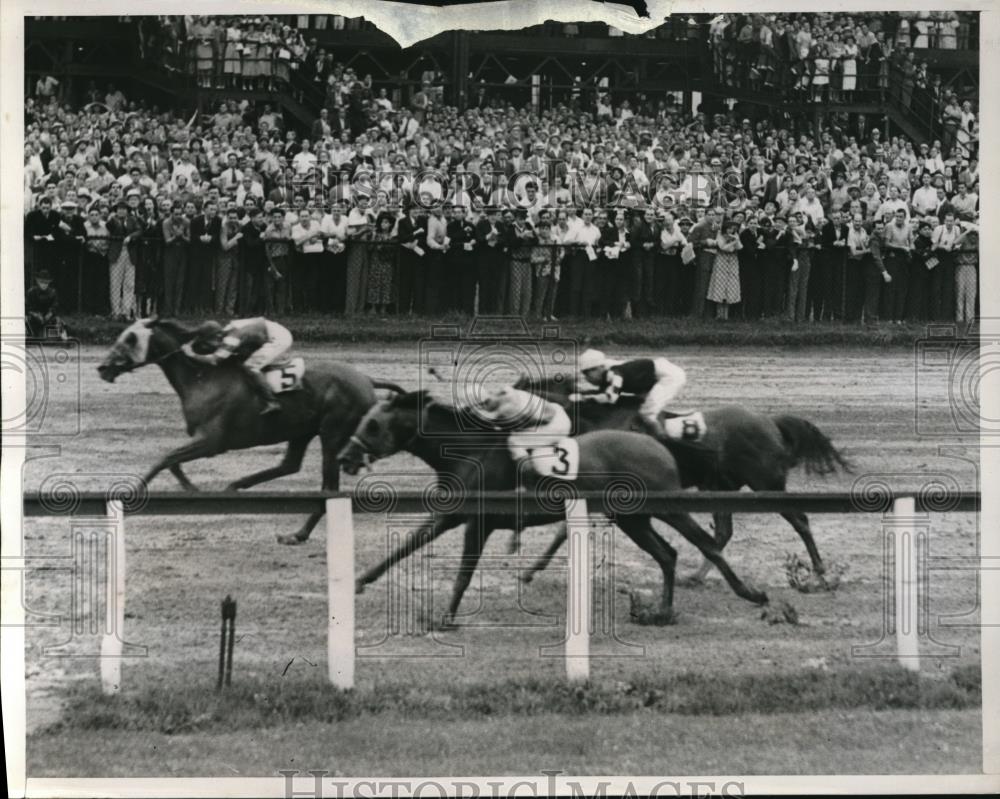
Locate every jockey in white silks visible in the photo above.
<box><xmin>477</xmin><ymin>385</ymin><xmax>572</xmax><ymax>464</ymax></box>
<box><xmin>182</xmin><ymin>317</ymin><xmax>293</xmax><ymax>414</ymax></box>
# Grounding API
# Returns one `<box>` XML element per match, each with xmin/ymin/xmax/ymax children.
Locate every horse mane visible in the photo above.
<box><xmin>390</xmin><ymin>389</ymin><xmax>499</xmax><ymax>436</ymax></box>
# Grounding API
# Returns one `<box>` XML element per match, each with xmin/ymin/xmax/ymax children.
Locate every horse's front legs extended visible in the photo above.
<box><xmin>143</xmin><ymin>436</ymin><xmax>223</xmax><ymax>488</ymax></box>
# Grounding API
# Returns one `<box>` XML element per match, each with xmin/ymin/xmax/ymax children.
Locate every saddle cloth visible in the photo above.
<box><xmin>526</xmin><ymin>437</ymin><xmax>580</xmax><ymax>481</ymax></box>
<box><xmin>661</xmin><ymin>410</ymin><xmax>708</xmax><ymax>442</ymax></box>
<box><xmin>263</xmin><ymin>357</ymin><xmax>306</xmax><ymax>393</ymax></box>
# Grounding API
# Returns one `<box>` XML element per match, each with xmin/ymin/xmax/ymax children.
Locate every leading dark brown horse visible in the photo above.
<box><xmin>97</xmin><ymin>318</ymin><xmax>403</xmax><ymax>543</ymax></box>
<box><xmin>338</xmin><ymin>390</ymin><xmax>785</xmax><ymax>627</ymax></box>
<box><xmin>512</xmin><ymin>373</ymin><xmax>852</xmax><ymax>586</ymax></box>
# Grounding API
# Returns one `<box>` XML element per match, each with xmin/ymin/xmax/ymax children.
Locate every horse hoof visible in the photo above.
<box><xmin>519</xmin><ymin>572</ymin><xmax>534</xmax><ymax>584</ymax></box>
<box><xmin>676</xmin><ymin>574</ymin><xmax>706</xmax><ymax>588</ymax></box>
<box><xmin>429</xmin><ymin>615</ymin><xmax>458</xmax><ymax>632</ymax></box>
<box><xmin>355</xmin><ymin>580</ymin><xmax>367</xmax><ymax>595</ymax></box>
<box><xmin>631</xmin><ymin>608</ymin><xmax>677</xmax><ymax>626</ymax></box>
<box><xmin>276</xmin><ymin>533</ymin><xmax>304</xmax><ymax>546</ymax></box>
<box><xmin>760</xmin><ymin>600</ymin><xmax>799</xmax><ymax>625</ymax></box>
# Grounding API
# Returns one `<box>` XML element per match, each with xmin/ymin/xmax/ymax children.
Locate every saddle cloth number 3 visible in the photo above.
<box><xmin>528</xmin><ymin>437</ymin><xmax>580</xmax><ymax>481</ymax></box>
<box><xmin>662</xmin><ymin>411</ymin><xmax>707</xmax><ymax>442</ymax></box>
<box><xmin>264</xmin><ymin>358</ymin><xmax>306</xmax><ymax>393</ymax></box>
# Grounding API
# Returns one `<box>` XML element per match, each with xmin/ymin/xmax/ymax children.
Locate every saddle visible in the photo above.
<box><xmin>262</xmin><ymin>357</ymin><xmax>306</xmax><ymax>393</ymax></box>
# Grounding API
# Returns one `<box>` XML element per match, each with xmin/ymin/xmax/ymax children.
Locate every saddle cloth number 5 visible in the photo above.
<box><xmin>662</xmin><ymin>411</ymin><xmax>707</xmax><ymax>442</ymax></box>
<box><xmin>528</xmin><ymin>437</ymin><xmax>580</xmax><ymax>481</ymax></box>
<box><xmin>264</xmin><ymin>357</ymin><xmax>306</xmax><ymax>393</ymax></box>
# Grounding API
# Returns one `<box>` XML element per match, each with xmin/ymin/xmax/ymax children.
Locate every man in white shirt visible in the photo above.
<box><xmin>171</xmin><ymin>151</ymin><xmax>200</xmax><ymax>185</ymax></box>
<box><xmin>235</xmin><ymin>174</ymin><xmax>265</xmax><ymax>206</ymax></box>
<box><xmin>292</xmin><ymin>140</ymin><xmax>318</xmax><ymax>176</ymax></box>
<box><xmin>878</xmin><ymin>185</ymin><xmax>910</xmax><ymax>222</ymax></box>
<box><xmin>793</xmin><ymin>185</ymin><xmax>825</xmax><ymax>227</ymax></box>
<box><xmin>911</xmin><ymin>173</ymin><xmax>939</xmax><ymax>216</ymax></box>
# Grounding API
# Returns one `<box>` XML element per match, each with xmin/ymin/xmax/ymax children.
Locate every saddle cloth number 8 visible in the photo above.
<box><xmin>264</xmin><ymin>358</ymin><xmax>306</xmax><ymax>393</ymax></box>
<box><xmin>528</xmin><ymin>437</ymin><xmax>580</xmax><ymax>481</ymax></box>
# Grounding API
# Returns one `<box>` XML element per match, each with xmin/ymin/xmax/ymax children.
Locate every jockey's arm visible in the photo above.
<box><xmin>653</xmin><ymin>358</ymin><xmax>687</xmax><ymax>401</ymax></box>
<box><xmin>180</xmin><ymin>340</ymin><xmax>236</xmax><ymax>366</ymax></box>
<box><xmin>592</xmin><ymin>371</ymin><xmax>623</xmax><ymax>404</ymax></box>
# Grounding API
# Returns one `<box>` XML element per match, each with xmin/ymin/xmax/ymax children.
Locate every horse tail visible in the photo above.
<box><xmin>773</xmin><ymin>415</ymin><xmax>854</xmax><ymax>476</ymax></box>
<box><xmin>372</xmin><ymin>379</ymin><xmax>406</xmax><ymax>396</ymax></box>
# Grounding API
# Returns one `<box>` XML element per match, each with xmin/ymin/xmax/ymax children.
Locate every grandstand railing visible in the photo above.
<box><xmin>22</xmin><ymin>488</ymin><xmax>981</xmax><ymax>693</ymax></box>
<box><xmin>24</xmin><ymin>231</ymin><xmax>979</xmax><ymax>324</ymax></box>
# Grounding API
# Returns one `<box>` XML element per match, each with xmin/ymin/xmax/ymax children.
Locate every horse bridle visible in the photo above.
<box><xmin>348</xmin><ymin>405</ymin><xmax>421</xmax><ymax>466</ymax></box>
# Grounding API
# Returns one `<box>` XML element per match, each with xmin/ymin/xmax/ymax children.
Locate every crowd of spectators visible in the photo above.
<box><xmin>23</xmin><ymin>14</ymin><xmax>980</xmax><ymax>330</ymax></box>
<box><xmin>709</xmin><ymin>11</ymin><xmax>977</xmax><ymax>130</ymax></box>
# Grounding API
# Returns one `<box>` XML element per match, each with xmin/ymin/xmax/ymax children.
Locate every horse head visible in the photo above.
<box><xmin>97</xmin><ymin>318</ymin><xmax>193</xmax><ymax>382</ymax></box>
<box><xmin>338</xmin><ymin>390</ymin><xmax>428</xmax><ymax>475</ymax></box>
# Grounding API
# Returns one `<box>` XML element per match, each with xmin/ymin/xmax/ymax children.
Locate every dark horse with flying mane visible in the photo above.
<box><xmin>97</xmin><ymin>318</ymin><xmax>403</xmax><ymax>543</ymax></box>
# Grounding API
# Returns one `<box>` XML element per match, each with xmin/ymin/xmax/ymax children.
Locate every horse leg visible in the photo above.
<box><xmin>276</xmin><ymin>436</ymin><xmax>340</xmax><ymax>545</ymax></box>
<box><xmin>142</xmin><ymin>436</ymin><xmax>221</xmax><ymax>487</ymax></box>
<box><xmin>655</xmin><ymin>512</ymin><xmax>769</xmax><ymax>606</ymax></box>
<box><xmin>227</xmin><ymin>436</ymin><xmax>311</xmax><ymax>491</ymax></box>
<box><xmin>748</xmin><ymin>471</ymin><xmax>827</xmax><ymax>577</ymax></box>
<box><xmin>680</xmin><ymin>511</ymin><xmax>734</xmax><ymax>587</ymax></box>
<box><xmin>520</xmin><ymin>522</ymin><xmax>567</xmax><ymax>584</ymax></box>
<box><xmin>439</xmin><ymin>518</ymin><xmax>492</xmax><ymax>629</ymax></box>
<box><xmin>168</xmin><ymin>464</ymin><xmax>200</xmax><ymax>491</ymax></box>
<box><xmin>356</xmin><ymin>514</ymin><xmax>461</xmax><ymax>592</ymax></box>
<box><xmin>782</xmin><ymin>511</ymin><xmax>826</xmax><ymax>576</ymax></box>
<box><xmin>617</xmin><ymin>515</ymin><xmax>678</xmax><ymax>624</ymax></box>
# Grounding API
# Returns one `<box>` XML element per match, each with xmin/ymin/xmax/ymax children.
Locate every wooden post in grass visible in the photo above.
<box><xmin>100</xmin><ymin>499</ymin><xmax>125</xmax><ymax>695</ymax></box>
<box><xmin>564</xmin><ymin>497</ymin><xmax>591</xmax><ymax>683</ymax></box>
<box><xmin>893</xmin><ymin>496</ymin><xmax>920</xmax><ymax>672</ymax></box>
<box><xmin>326</xmin><ymin>497</ymin><xmax>355</xmax><ymax>690</ymax></box>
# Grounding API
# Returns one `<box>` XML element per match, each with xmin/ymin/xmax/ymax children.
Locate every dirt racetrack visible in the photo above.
<box><xmin>21</xmin><ymin>341</ymin><xmax>982</xmax><ymax>776</ymax></box>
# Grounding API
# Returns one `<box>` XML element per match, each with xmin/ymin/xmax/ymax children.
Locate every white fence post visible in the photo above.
<box><xmin>326</xmin><ymin>497</ymin><xmax>355</xmax><ymax>690</ymax></box>
<box><xmin>564</xmin><ymin>497</ymin><xmax>591</xmax><ymax>683</ymax></box>
<box><xmin>100</xmin><ymin>499</ymin><xmax>126</xmax><ymax>695</ymax></box>
<box><xmin>893</xmin><ymin>496</ymin><xmax>920</xmax><ymax>672</ymax></box>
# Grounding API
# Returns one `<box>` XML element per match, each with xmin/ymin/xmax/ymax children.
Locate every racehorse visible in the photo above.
<box><xmin>338</xmin><ymin>390</ymin><xmax>783</xmax><ymax>627</ymax></box>
<box><xmin>97</xmin><ymin>318</ymin><xmax>404</xmax><ymax>543</ymax></box>
<box><xmin>511</xmin><ymin>373</ymin><xmax>852</xmax><ymax>585</ymax></box>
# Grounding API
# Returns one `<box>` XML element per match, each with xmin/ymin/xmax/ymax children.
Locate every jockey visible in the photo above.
<box><xmin>182</xmin><ymin>317</ymin><xmax>293</xmax><ymax>414</ymax></box>
<box><xmin>574</xmin><ymin>348</ymin><xmax>687</xmax><ymax>432</ymax></box>
<box><xmin>477</xmin><ymin>385</ymin><xmax>572</xmax><ymax>464</ymax></box>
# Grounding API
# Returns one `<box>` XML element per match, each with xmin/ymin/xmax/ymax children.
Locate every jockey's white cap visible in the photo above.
<box><xmin>578</xmin><ymin>349</ymin><xmax>607</xmax><ymax>372</ymax></box>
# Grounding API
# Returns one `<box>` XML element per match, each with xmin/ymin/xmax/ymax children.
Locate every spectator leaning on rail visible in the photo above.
<box><xmin>573</xmin><ymin>348</ymin><xmax>687</xmax><ymax>436</ymax></box>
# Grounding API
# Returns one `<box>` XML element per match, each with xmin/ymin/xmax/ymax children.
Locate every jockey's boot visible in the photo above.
<box><xmin>247</xmin><ymin>368</ymin><xmax>281</xmax><ymax>415</ymax></box>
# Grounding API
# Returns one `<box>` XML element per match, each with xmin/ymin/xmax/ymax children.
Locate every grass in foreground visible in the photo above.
<box><xmin>30</xmin><ymin>708</ymin><xmax>983</xmax><ymax>776</ymax></box>
<box><xmin>46</xmin><ymin>663</ymin><xmax>980</xmax><ymax>736</ymax></box>
<box><xmin>61</xmin><ymin>313</ymin><xmax>953</xmax><ymax>348</ymax></box>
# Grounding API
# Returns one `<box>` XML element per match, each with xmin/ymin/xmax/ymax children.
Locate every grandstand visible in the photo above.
<box><xmin>23</xmin><ymin>12</ymin><xmax>979</xmax><ymax>327</ymax></box>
